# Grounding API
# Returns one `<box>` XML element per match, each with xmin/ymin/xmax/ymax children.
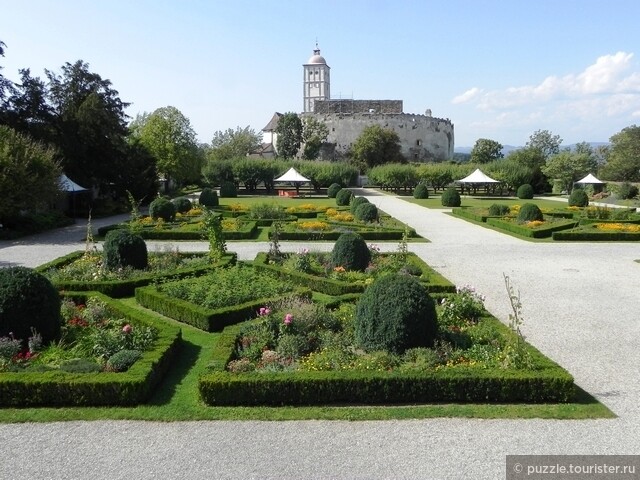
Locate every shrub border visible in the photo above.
<box><xmin>486</xmin><ymin>218</ymin><xmax>578</xmax><ymax>238</ymax></box>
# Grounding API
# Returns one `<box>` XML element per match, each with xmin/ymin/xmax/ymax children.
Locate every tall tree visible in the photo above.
<box><xmin>600</xmin><ymin>125</ymin><xmax>640</xmax><ymax>181</ymax></box>
<box><xmin>0</xmin><ymin>40</ymin><xmax>14</xmax><ymax>104</ymax></box>
<box><xmin>133</xmin><ymin>106</ymin><xmax>202</xmax><ymax>186</ymax></box>
<box><xmin>301</xmin><ymin>116</ymin><xmax>328</xmax><ymax>160</ymax></box>
<box><xmin>541</xmin><ymin>150</ymin><xmax>598</xmax><ymax>193</ymax></box>
<box><xmin>526</xmin><ymin>129</ymin><xmax>562</xmax><ymax>159</ymax></box>
<box><xmin>209</xmin><ymin>125</ymin><xmax>262</xmax><ymax>161</ymax></box>
<box><xmin>351</xmin><ymin>124</ymin><xmax>403</xmax><ymax>171</ymax></box>
<box><xmin>470</xmin><ymin>138</ymin><xmax>503</xmax><ymax>164</ymax></box>
<box><xmin>275</xmin><ymin>112</ymin><xmax>302</xmax><ymax>159</ymax></box>
<box><xmin>3</xmin><ymin>68</ymin><xmax>53</xmax><ymax>140</ymax></box>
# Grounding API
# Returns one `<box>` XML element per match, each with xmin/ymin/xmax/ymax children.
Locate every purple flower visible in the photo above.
<box><xmin>122</xmin><ymin>324</ymin><xmax>132</xmax><ymax>334</ymax></box>
<box><xmin>284</xmin><ymin>313</ymin><xmax>293</xmax><ymax>325</ymax></box>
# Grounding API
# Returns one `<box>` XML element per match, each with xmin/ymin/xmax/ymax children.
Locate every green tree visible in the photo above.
<box><xmin>351</xmin><ymin>124</ymin><xmax>403</xmax><ymax>171</ymax></box>
<box><xmin>275</xmin><ymin>112</ymin><xmax>302</xmax><ymax>158</ymax></box>
<box><xmin>3</xmin><ymin>68</ymin><xmax>53</xmax><ymax>141</ymax></box>
<box><xmin>301</xmin><ymin>116</ymin><xmax>328</xmax><ymax>160</ymax></box>
<box><xmin>0</xmin><ymin>40</ymin><xmax>14</xmax><ymax>104</ymax></box>
<box><xmin>470</xmin><ymin>138</ymin><xmax>503</xmax><ymax>164</ymax></box>
<box><xmin>526</xmin><ymin>129</ymin><xmax>562</xmax><ymax>159</ymax></box>
<box><xmin>0</xmin><ymin>125</ymin><xmax>61</xmax><ymax>222</ymax></box>
<box><xmin>541</xmin><ymin>150</ymin><xmax>598</xmax><ymax>193</ymax></box>
<box><xmin>209</xmin><ymin>125</ymin><xmax>262</xmax><ymax>161</ymax></box>
<box><xmin>600</xmin><ymin>125</ymin><xmax>640</xmax><ymax>181</ymax></box>
<box><xmin>133</xmin><ymin>106</ymin><xmax>202</xmax><ymax>186</ymax></box>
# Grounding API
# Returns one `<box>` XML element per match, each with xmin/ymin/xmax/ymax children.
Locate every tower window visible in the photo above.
<box><xmin>416</xmin><ymin>139</ymin><xmax>422</xmax><ymax>146</ymax></box>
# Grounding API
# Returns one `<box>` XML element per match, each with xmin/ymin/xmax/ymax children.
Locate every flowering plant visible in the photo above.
<box><xmin>439</xmin><ymin>285</ymin><xmax>486</xmax><ymax>328</ymax></box>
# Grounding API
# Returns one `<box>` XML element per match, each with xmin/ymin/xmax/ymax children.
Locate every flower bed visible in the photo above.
<box><xmin>0</xmin><ymin>292</ymin><xmax>181</xmax><ymax>407</ymax></box>
<box><xmin>97</xmin><ymin>219</ymin><xmax>257</xmax><ymax>240</ymax></box>
<box><xmin>486</xmin><ymin>217</ymin><xmax>578</xmax><ymax>238</ymax></box>
<box><xmin>553</xmin><ymin>222</ymin><xmax>640</xmax><ymax>241</ymax></box>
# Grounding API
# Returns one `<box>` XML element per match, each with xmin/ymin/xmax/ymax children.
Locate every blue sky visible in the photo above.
<box><xmin>2</xmin><ymin>0</ymin><xmax>640</xmax><ymax>147</ymax></box>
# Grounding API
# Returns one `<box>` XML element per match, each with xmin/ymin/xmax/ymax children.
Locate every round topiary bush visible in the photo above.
<box><xmin>103</xmin><ymin>229</ymin><xmax>148</xmax><ymax>271</ymax></box>
<box><xmin>355</xmin><ymin>274</ymin><xmax>438</xmax><ymax>354</ymax></box>
<box><xmin>220</xmin><ymin>181</ymin><xmax>237</xmax><ymax>198</ymax></box>
<box><xmin>355</xmin><ymin>202</ymin><xmax>379</xmax><ymax>223</ymax></box>
<box><xmin>517</xmin><ymin>203</ymin><xmax>543</xmax><ymax>222</ymax></box>
<box><xmin>413</xmin><ymin>183</ymin><xmax>429</xmax><ymax>199</ymax></box>
<box><xmin>441</xmin><ymin>187</ymin><xmax>461</xmax><ymax>207</ymax></box>
<box><xmin>331</xmin><ymin>232</ymin><xmax>371</xmax><ymax>272</ymax></box>
<box><xmin>172</xmin><ymin>196</ymin><xmax>192</xmax><ymax>213</ymax></box>
<box><xmin>488</xmin><ymin>204</ymin><xmax>510</xmax><ymax>216</ymax></box>
<box><xmin>335</xmin><ymin>188</ymin><xmax>353</xmax><ymax>206</ymax></box>
<box><xmin>149</xmin><ymin>197</ymin><xmax>176</xmax><ymax>221</ymax></box>
<box><xmin>0</xmin><ymin>267</ymin><xmax>61</xmax><ymax>345</ymax></box>
<box><xmin>516</xmin><ymin>184</ymin><xmax>534</xmax><ymax>200</ymax></box>
<box><xmin>199</xmin><ymin>187</ymin><xmax>219</xmax><ymax>207</ymax></box>
<box><xmin>327</xmin><ymin>183</ymin><xmax>342</xmax><ymax>198</ymax></box>
<box><xmin>349</xmin><ymin>196</ymin><xmax>370</xmax><ymax>214</ymax></box>
<box><xmin>568</xmin><ymin>188</ymin><xmax>589</xmax><ymax>207</ymax></box>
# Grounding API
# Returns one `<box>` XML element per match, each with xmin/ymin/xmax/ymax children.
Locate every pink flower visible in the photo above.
<box><xmin>122</xmin><ymin>324</ymin><xmax>132</xmax><ymax>334</ymax></box>
<box><xmin>284</xmin><ymin>313</ymin><xmax>293</xmax><ymax>325</ymax></box>
<box><xmin>258</xmin><ymin>307</ymin><xmax>272</xmax><ymax>316</ymax></box>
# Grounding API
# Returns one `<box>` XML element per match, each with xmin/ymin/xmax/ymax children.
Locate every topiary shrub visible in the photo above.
<box><xmin>413</xmin><ymin>183</ymin><xmax>429</xmax><ymax>199</ymax></box>
<box><xmin>199</xmin><ymin>187</ymin><xmax>219</xmax><ymax>207</ymax></box>
<box><xmin>106</xmin><ymin>349</ymin><xmax>142</xmax><ymax>372</ymax></box>
<box><xmin>172</xmin><ymin>196</ymin><xmax>192</xmax><ymax>213</ymax></box>
<box><xmin>355</xmin><ymin>203</ymin><xmax>379</xmax><ymax>223</ymax></box>
<box><xmin>441</xmin><ymin>187</ymin><xmax>461</xmax><ymax>207</ymax></box>
<box><xmin>0</xmin><ymin>267</ymin><xmax>61</xmax><ymax>345</ymax></box>
<box><xmin>488</xmin><ymin>204</ymin><xmax>510</xmax><ymax>216</ymax></box>
<box><xmin>220</xmin><ymin>181</ymin><xmax>237</xmax><ymax>198</ymax></box>
<box><xmin>331</xmin><ymin>232</ymin><xmax>371</xmax><ymax>272</ymax></box>
<box><xmin>516</xmin><ymin>184</ymin><xmax>534</xmax><ymax>199</ymax></box>
<box><xmin>327</xmin><ymin>183</ymin><xmax>342</xmax><ymax>198</ymax></box>
<box><xmin>568</xmin><ymin>188</ymin><xmax>589</xmax><ymax>207</ymax></box>
<box><xmin>103</xmin><ymin>229</ymin><xmax>148</xmax><ymax>271</ymax></box>
<box><xmin>335</xmin><ymin>188</ymin><xmax>353</xmax><ymax>206</ymax></box>
<box><xmin>517</xmin><ymin>203</ymin><xmax>543</xmax><ymax>223</ymax></box>
<box><xmin>149</xmin><ymin>197</ymin><xmax>176</xmax><ymax>221</ymax></box>
<box><xmin>355</xmin><ymin>274</ymin><xmax>438</xmax><ymax>354</ymax></box>
<box><xmin>349</xmin><ymin>196</ymin><xmax>370</xmax><ymax>214</ymax></box>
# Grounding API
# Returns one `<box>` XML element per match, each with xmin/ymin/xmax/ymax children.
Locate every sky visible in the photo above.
<box><xmin>2</xmin><ymin>0</ymin><xmax>640</xmax><ymax>148</ymax></box>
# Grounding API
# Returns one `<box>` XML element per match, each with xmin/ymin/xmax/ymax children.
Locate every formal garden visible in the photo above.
<box><xmin>0</xmin><ymin>191</ymin><xmax>614</xmax><ymax>421</ymax></box>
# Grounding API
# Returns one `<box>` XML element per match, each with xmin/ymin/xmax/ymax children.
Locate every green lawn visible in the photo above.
<box><xmin>403</xmin><ymin>195</ymin><xmax>569</xmax><ymax>211</ymax></box>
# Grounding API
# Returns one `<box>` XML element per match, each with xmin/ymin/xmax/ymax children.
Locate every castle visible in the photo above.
<box><xmin>260</xmin><ymin>46</ymin><xmax>454</xmax><ymax>162</ymax></box>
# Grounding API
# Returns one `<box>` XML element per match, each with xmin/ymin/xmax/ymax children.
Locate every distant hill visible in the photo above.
<box><xmin>454</xmin><ymin>142</ymin><xmax>609</xmax><ymax>156</ymax></box>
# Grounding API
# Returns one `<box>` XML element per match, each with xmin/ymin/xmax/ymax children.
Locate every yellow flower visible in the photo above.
<box><xmin>333</xmin><ymin>213</ymin><xmax>354</xmax><ymax>222</ymax></box>
<box><xmin>526</xmin><ymin>220</ymin><xmax>545</xmax><ymax>228</ymax></box>
<box><xmin>325</xmin><ymin>208</ymin><xmax>338</xmax><ymax>217</ymax></box>
<box><xmin>186</xmin><ymin>208</ymin><xmax>203</xmax><ymax>216</ymax></box>
<box><xmin>595</xmin><ymin>222</ymin><xmax>640</xmax><ymax>232</ymax></box>
<box><xmin>298</xmin><ymin>221</ymin><xmax>330</xmax><ymax>231</ymax></box>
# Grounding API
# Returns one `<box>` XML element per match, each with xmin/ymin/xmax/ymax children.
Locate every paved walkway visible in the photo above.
<box><xmin>1</xmin><ymin>192</ymin><xmax>639</xmax><ymax>479</ymax></box>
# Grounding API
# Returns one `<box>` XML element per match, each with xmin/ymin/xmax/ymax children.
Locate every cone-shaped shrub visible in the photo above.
<box><xmin>355</xmin><ymin>203</ymin><xmax>379</xmax><ymax>222</ymax></box>
<box><xmin>0</xmin><ymin>267</ymin><xmax>61</xmax><ymax>345</ymax></box>
<box><xmin>103</xmin><ymin>229</ymin><xmax>148</xmax><ymax>270</ymax></box>
<box><xmin>488</xmin><ymin>204</ymin><xmax>510</xmax><ymax>216</ymax></box>
<box><xmin>335</xmin><ymin>188</ymin><xmax>353</xmax><ymax>206</ymax></box>
<box><xmin>327</xmin><ymin>183</ymin><xmax>342</xmax><ymax>198</ymax></box>
<box><xmin>413</xmin><ymin>183</ymin><xmax>429</xmax><ymax>199</ymax></box>
<box><xmin>172</xmin><ymin>196</ymin><xmax>192</xmax><ymax>213</ymax></box>
<box><xmin>517</xmin><ymin>203</ymin><xmax>543</xmax><ymax>222</ymax></box>
<box><xmin>149</xmin><ymin>197</ymin><xmax>176</xmax><ymax>221</ymax></box>
<box><xmin>441</xmin><ymin>187</ymin><xmax>461</xmax><ymax>207</ymax></box>
<box><xmin>568</xmin><ymin>188</ymin><xmax>589</xmax><ymax>207</ymax></box>
<box><xmin>199</xmin><ymin>188</ymin><xmax>219</xmax><ymax>207</ymax></box>
<box><xmin>350</xmin><ymin>196</ymin><xmax>370</xmax><ymax>214</ymax></box>
<box><xmin>517</xmin><ymin>184</ymin><xmax>534</xmax><ymax>199</ymax></box>
<box><xmin>331</xmin><ymin>232</ymin><xmax>371</xmax><ymax>272</ymax></box>
<box><xmin>355</xmin><ymin>274</ymin><xmax>438</xmax><ymax>354</ymax></box>
<box><xmin>220</xmin><ymin>181</ymin><xmax>237</xmax><ymax>198</ymax></box>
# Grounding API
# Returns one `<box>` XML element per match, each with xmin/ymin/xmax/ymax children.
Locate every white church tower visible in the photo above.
<box><xmin>303</xmin><ymin>44</ymin><xmax>330</xmax><ymax>113</ymax></box>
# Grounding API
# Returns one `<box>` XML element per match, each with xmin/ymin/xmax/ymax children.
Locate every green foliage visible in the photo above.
<box><xmin>199</xmin><ymin>187</ymin><xmax>219</xmax><ymax>207</ymax></box>
<box><xmin>600</xmin><ymin>125</ymin><xmax>640</xmax><ymax>181</ymax></box>
<box><xmin>516</xmin><ymin>184</ymin><xmax>534</xmax><ymax>199</ymax></box>
<box><xmin>59</xmin><ymin>358</ymin><xmax>102</xmax><ymax>374</ymax></box>
<box><xmin>219</xmin><ymin>181</ymin><xmax>237</xmax><ymax>198</ymax></box>
<box><xmin>201</xmin><ymin>158</ymin><xmax>235</xmax><ymax>186</ymax></box>
<box><xmin>331</xmin><ymin>233</ymin><xmax>371</xmax><ymax>272</ymax></box>
<box><xmin>367</xmin><ymin>163</ymin><xmax>418</xmax><ymax>190</ymax></box>
<box><xmin>541</xmin><ymin>151</ymin><xmax>598</xmax><ymax>193</ymax></box>
<box><xmin>441</xmin><ymin>187</ymin><xmax>461</xmax><ymax>207</ymax></box>
<box><xmin>470</xmin><ymin>138</ymin><xmax>504</xmax><ymax>164</ymax></box>
<box><xmin>275</xmin><ymin>112</ymin><xmax>303</xmax><ymax>158</ymax></box>
<box><xmin>349</xmin><ymin>196</ymin><xmax>370</xmax><ymax>214</ymax></box>
<box><xmin>617</xmin><ymin>182</ymin><xmax>639</xmax><ymax>200</ymax></box>
<box><xmin>355</xmin><ymin>274</ymin><xmax>438</xmax><ymax>354</ymax></box>
<box><xmin>103</xmin><ymin>229</ymin><xmax>148</xmax><ymax>270</ymax></box>
<box><xmin>171</xmin><ymin>196</ymin><xmax>192</xmax><ymax>213</ymax></box>
<box><xmin>488</xmin><ymin>204</ymin><xmax>510</xmax><ymax>216</ymax></box>
<box><xmin>202</xmin><ymin>210</ymin><xmax>226</xmax><ymax>262</ymax></box>
<box><xmin>351</xmin><ymin>125</ymin><xmax>403</xmax><ymax>171</ymax></box>
<box><xmin>247</xmin><ymin>203</ymin><xmax>288</xmax><ymax>220</ymax></box>
<box><xmin>0</xmin><ymin>267</ymin><xmax>61</xmax><ymax>345</ymax></box>
<box><xmin>526</xmin><ymin>129</ymin><xmax>562</xmax><ymax>159</ymax></box>
<box><xmin>355</xmin><ymin>203</ymin><xmax>379</xmax><ymax>223</ymax></box>
<box><xmin>106</xmin><ymin>349</ymin><xmax>143</xmax><ymax>372</ymax></box>
<box><xmin>327</xmin><ymin>183</ymin><xmax>342</xmax><ymax>198</ymax></box>
<box><xmin>209</xmin><ymin>126</ymin><xmax>262</xmax><ymax>161</ymax></box>
<box><xmin>149</xmin><ymin>197</ymin><xmax>176</xmax><ymax>221</ymax></box>
<box><xmin>568</xmin><ymin>188</ymin><xmax>589</xmax><ymax>207</ymax></box>
<box><xmin>301</xmin><ymin>116</ymin><xmax>329</xmax><ymax>160</ymax></box>
<box><xmin>413</xmin><ymin>183</ymin><xmax>429</xmax><ymax>199</ymax></box>
<box><xmin>335</xmin><ymin>188</ymin><xmax>353</xmax><ymax>206</ymax></box>
<box><xmin>517</xmin><ymin>203</ymin><xmax>543</xmax><ymax>222</ymax></box>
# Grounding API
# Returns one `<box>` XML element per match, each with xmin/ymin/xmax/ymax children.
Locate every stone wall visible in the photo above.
<box><xmin>313</xmin><ymin>99</ymin><xmax>403</xmax><ymax>114</ymax></box>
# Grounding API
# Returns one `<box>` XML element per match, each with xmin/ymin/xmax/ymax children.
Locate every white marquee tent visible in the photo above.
<box><xmin>59</xmin><ymin>174</ymin><xmax>88</xmax><ymax>192</ymax></box>
<box><xmin>456</xmin><ymin>168</ymin><xmax>500</xmax><ymax>184</ymax></box>
<box><xmin>274</xmin><ymin>167</ymin><xmax>311</xmax><ymax>195</ymax></box>
<box><xmin>575</xmin><ymin>173</ymin><xmax>605</xmax><ymax>185</ymax></box>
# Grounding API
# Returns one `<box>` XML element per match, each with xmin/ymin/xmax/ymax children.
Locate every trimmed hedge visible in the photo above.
<box><xmin>198</xmin><ymin>315</ymin><xmax>575</xmax><ymax>406</ymax></box>
<box><xmin>135</xmin><ymin>284</ymin><xmax>311</xmax><ymax>332</ymax></box>
<box><xmin>568</xmin><ymin>188</ymin><xmax>589</xmax><ymax>207</ymax></box>
<box><xmin>37</xmin><ymin>251</ymin><xmax>237</xmax><ymax>298</ymax></box>
<box><xmin>413</xmin><ymin>183</ymin><xmax>429</xmax><ymax>199</ymax></box>
<box><xmin>516</xmin><ymin>184</ymin><xmax>534</xmax><ymax>199</ymax></box>
<box><xmin>199</xmin><ymin>188</ymin><xmax>219</xmax><ymax>207</ymax></box>
<box><xmin>487</xmin><ymin>218</ymin><xmax>578</xmax><ymax>238</ymax></box>
<box><xmin>552</xmin><ymin>230</ymin><xmax>640</xmax><ymax>241</ymax></box>
<box><xmin>97</xmin><ymin>221</ymin><xmax>258</xmax><ymax>241</ymax></box>
<box><xmin>0</xmin><ymin>292</ymin><xmax>181</xmax><ymax>407</ymax></box>
<box><xmin>236</xmin><ymin>215</ymin><xmax>297</xmax><ymax>226</ymax></box>
<box><xmin>451</xmin><ymin>208</ymin><xmax>490</xmax><ymax>223</ymax></box>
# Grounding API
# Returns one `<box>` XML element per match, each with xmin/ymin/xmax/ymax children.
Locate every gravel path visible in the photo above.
<box><xmin>1</xmin><ymin>191</ymin><xmax>639</xmax><ymax>479</ymax></box>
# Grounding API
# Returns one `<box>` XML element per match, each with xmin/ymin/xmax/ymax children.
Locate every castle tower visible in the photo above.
<box><xmin>303</xmin><ymin>44</ymin><xmax>330</xmax><ymax>113</ymax></box>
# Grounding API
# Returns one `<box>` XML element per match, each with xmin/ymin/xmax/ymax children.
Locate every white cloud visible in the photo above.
<box><xmin>452</xmin><ymin>87</ymin><xmax>483</xmax><ymax>104</ymax></box>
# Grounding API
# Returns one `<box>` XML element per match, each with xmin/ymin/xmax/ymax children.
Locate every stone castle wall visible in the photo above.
<box><xmin>313</xmin><ymin>99</ymin><xmax>403</xmax><ymax>114</ymax></box>
<box><xmin>306</xmin><ymin>112</ymin><xmax>454</xmax><ymax>162</ymax></box>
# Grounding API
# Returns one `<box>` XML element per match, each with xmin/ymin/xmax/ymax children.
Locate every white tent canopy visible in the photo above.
<box><xmin>575</xmin><ymin>173</ymin><xmax>605</xmax><ymax>185</ymax></box>
<box><xmin>456</xmin><ymin>168</ymin><xmax>500</xmax><ymax>184</ymax></box>
<box><xmin>59</xmin><ymin>174</ymin><xmax>88</xmax><ymax>192</ymax></box>
<box><xmin>274</xmin><ymin>167</ymin><xmax>311</xmax><ymax>183</ymax></box>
